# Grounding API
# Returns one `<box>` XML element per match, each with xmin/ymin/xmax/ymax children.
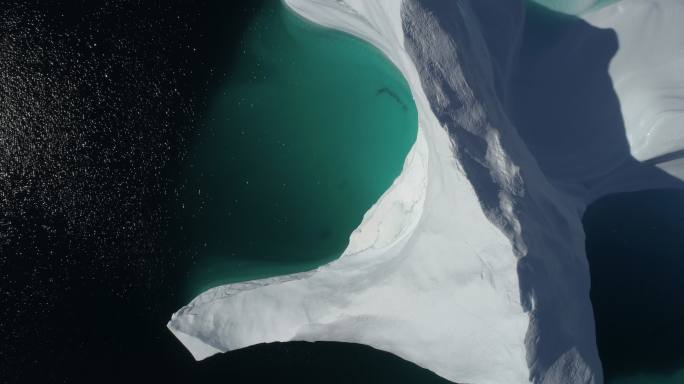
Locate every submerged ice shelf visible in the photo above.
<box><xmin>168</xmin><ymin>0</ymin><xmax>684</xmax><ymax>383</ymax></box>
<box><xmin>530</xmin><ymin>0</ymin><xmax>620</xmax><ymax>15</ymax></box>
<box><xmin>175</xmin><ymin>0</ymin><xmax>417</xmax><ymax>297</ymax></box>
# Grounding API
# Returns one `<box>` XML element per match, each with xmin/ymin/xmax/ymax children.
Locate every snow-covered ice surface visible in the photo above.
<box><xmin>583</xmin><ymin>0</ymin><xmax>684</xmax><ymax>183</ymax></box>
<box><xmin>168</xmin><ymin>1</ymin><xmax>684</xmax><ymax>383</ymax></box>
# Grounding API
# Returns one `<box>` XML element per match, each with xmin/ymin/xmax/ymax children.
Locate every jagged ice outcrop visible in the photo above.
<box><xmin>167</xmin><ymin>1</ymin><xmax>684</xmax><ymax>383</ymax></box>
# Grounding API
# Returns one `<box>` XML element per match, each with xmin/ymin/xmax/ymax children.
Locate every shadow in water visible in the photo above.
<box><xmin>584</xmin><ymin>189</ymin><xmax>684</xmax><ymax>381</ymax></box>
<box><xmin>405</xmin><ymin>0</ymin><xmax>684</xmax><ymax>382</ymax></box>
<box><xmin>510</xmin><ymin>3</ymin><xmax>684</xmax><ymax>200</ymax></box>
<box><xmin>511</xmin><ymin>2</ymin><xmax>684</xmax><ymax>382</ymax></box>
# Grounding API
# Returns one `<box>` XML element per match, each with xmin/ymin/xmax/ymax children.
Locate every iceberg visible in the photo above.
<box><xmin>168</xmin><ymin>0</ymin><xmax>684</xmax><ymax>383</ymax></box>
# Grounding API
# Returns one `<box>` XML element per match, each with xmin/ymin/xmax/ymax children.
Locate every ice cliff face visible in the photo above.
<box><xmin>168</xmin><ymin>1</ymin><xmax>684</xmax><ymax>383</ymax></box>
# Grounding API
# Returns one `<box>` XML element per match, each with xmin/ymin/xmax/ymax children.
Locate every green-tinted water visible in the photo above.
<box><xmin>529</xmin><ymin>0</ymin><xmax>621</xmax><ymax>15</ymax></box>
<box><xmin>178</xmin><ymin>0</ymin><xmax>417</xmax><ymax>297</ymax></box>
<box><xmin>610</xmin><ymin>369</ymin><xmax>684</xmax><ymax>384</ymax></box>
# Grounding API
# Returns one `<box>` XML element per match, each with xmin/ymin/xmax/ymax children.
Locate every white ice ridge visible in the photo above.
<box><xmin>583</xmin><ymin>0</ymin><xmax>684</xmax><ymax>182</ymax></box>
<box><xmin>168</xmin><ymin>1</ymin><xmax>684</xmax><ymax>383</ymax></box>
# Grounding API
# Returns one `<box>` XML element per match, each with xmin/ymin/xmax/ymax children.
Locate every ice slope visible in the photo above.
<box><xmin>583</xmin><ymin>0</ymin><xmax>684</xmax><ymax>183</ymax></box>
<box><xmin>168</xmin><ymin>1</ymin><xmax>684</xmax><ymax>383</ymax></box>
<box><xmin>514</xmin><ymin>0</ymin><xmax>684</xmax><ymax>202</ymax></box>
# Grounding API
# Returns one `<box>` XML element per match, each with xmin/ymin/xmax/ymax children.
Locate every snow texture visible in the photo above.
<box><xmin>168</xmin><ymin>1</ymin><xmax>684</xmax><ymax>383</ymax></box>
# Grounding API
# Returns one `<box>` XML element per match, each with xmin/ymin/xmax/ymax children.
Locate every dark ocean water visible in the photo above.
<box><xmin>9</xmin><ymin>1</ymin><xmax>681</xmax><ymax>383</ymax></box>
<box><xmin>0</xmin><ymin>1</ymin><xmax>446</xmax><ymax>383</ymax></box>
<box><xmin>520</xmin><ymin>2</ymin><xmax>684</xmax><ymax>382</ymax></box>
<box><xmin>584</xmin><ymin>189</ymin><xmax>684</xmax><ymax>384</ymax></box>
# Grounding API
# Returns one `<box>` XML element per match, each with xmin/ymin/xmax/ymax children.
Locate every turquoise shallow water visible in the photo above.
<box><xmin>529</xmin><ymin>0</ymin><xmax>621</xmax><ymax>15</ymax></box>
<box><xmin>178</xmin><ymin>0</ymin><xmax>417</xmax><ymax>297</ymax></box>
